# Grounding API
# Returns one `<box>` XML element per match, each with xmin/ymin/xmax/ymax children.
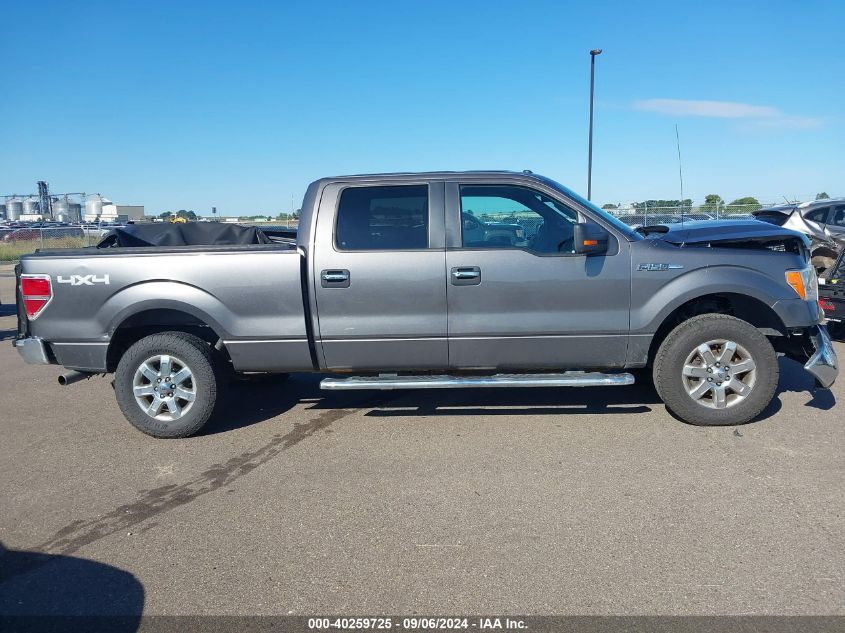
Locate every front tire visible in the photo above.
<box><xmin>653</xmin><ymin>314</ymin><xmax>779</xmax><ymax>426</ymax></box>
<box><xmin>114</xmin><ymin>332</ymin><xmax>218</xmax><ymax>438</ymax></box>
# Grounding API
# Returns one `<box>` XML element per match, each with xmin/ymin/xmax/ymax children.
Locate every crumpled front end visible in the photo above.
<box><xmin>804</xmin><ymin>325</ymin><xmax>838</xmax><ymax>388</ymax></box>
<box><xmin>778</xmin><ymin>325</ymin><xmax>839</xmax><ymax>388</ymax></box>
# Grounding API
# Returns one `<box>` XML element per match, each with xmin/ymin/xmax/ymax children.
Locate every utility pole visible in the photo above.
<box><xmin>675</xmin><ymin>124</ymin><xmax>685</xmax><ymax>221</ymax></box>
<box><xmin>587</xmin><ymin>49</ymin><xmax>602</xmax><ymax>200</ymax></box>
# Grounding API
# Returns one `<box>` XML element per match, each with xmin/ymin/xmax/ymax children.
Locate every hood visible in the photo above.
<box><xmin>657</xmin><ymin>220</ymin><xmax>808</xmax><ymax>245</ymax></box>
<box><xmin>643</xmin><ymin>220</ymin><xmax>810</xmax><ymax>249</ymax></box>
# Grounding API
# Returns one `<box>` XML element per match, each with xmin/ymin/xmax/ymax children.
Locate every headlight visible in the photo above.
<box><xmin>785</xmin><ymin>266</ymin><xmax>818</xmax><ymax>302</ymax></box>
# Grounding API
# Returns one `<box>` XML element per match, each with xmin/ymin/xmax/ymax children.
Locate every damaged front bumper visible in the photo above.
<box><xmin>803</xmin><ymin>325</ymin><xmax>838</xmax><ymax>388</ymax></box>
<box><xmin>779</xmin><ymin>325</ymin><xmax>839</xmax><ymax>388</ymax></box>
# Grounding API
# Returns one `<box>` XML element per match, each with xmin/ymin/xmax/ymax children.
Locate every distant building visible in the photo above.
<box><xmin>86</xmin><ymin>204</ymin><xmax>145</xmax><ymax>223</ymax></box>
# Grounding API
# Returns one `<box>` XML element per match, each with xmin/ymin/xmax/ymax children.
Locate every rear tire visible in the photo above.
<box><xmin>653</xmin><ymin>314</ymin><xmax>778</xmax><ymax>426</ymax></box>
<box><xmin>114</xmin><ymin>331</ymin><xmax>218</xmax><ymax>438</ymax></box>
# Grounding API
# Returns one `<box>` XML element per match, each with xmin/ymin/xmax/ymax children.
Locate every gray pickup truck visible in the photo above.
<box><xmin>14</xmin><ymin>171</ymin><xmax>838</xmax><ymax>437</ymax></box>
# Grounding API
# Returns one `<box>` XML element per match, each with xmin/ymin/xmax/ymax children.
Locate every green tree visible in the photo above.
<box><xmin>601</xmin><ymin>203</ymin><xmax>618</xmax><ymax>210</ymax></box>
<box><xmin>702</xmin><ymin>194</ymin><xmax>724</xmax><ymax>214</ymax></box>
<box><xmin>158</xmin><ymin>211</ymin><xmax>172</xmax><ymax>219</ymax></box>
<box><xmin>633</xmin><ymin>199</ymin><xmax>693</xmax><ymax>212</ymax></box>
<box><xmin>725</xmin><ymin>197</ymin><xmax>761</xmax><ymax>214</ymax></box>
<box><xmin>175</xmin><ymin>209</ymin><xmax>197</xmax><ymax>220</ymax></box>
<box><xmin>816</xmin><ymin>192</ymin><xmax>830</xmax><ymax>200</ymax></box>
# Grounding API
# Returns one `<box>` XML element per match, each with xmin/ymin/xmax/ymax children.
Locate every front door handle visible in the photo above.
<box><xmin>451</xmin><ymin>266</ymin><xmax>481</xmax><ymax>286</ymax></box>
<box><xmin>321</xmin><ymin>269</ymin><xmax>350</xmax><ymax>288</ymax></box>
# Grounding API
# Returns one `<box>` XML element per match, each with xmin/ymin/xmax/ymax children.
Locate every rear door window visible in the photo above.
<box><xmin>335</xmin><ymin>185</ymin><xmax>429</xmax><ymax>251</ymax></box>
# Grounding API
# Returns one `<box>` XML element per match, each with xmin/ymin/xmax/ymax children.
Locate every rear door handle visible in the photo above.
<box><xmin>321</xmin><ymin>269</ymin><xmax>350</xmax><ymax>287</ymax></box>
<box><xmin>451</xmin><ymin>266</ymin><xmax>481</xmax><ymax>285</ymax></box>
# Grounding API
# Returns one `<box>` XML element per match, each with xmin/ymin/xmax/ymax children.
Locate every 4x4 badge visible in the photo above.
<box><xmin>56</xmin><ymin>274</ymin><xmax>110</xmax><ymax>286</ymax></box>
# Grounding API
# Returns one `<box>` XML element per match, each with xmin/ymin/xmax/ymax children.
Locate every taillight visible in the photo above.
<box><xmin>819</xmin><ymin>299</ymin><xmax>835</xmax><ymax>312</ymax></box>
<box><xmin>20</xmin><ymin>274</ymin><xmax>52</xmax><ymax>320</ymax></box>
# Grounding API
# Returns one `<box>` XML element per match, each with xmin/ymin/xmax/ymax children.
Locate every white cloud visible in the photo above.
<box><xmin>633</xmin><ymin>98</ymin><xmax>822</xmax><ymax>129</ymax></box>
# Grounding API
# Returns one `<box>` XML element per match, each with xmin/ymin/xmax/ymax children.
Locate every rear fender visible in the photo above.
<box><xmin>103</xmin><ymin>281</ymin><xmax>231</xmax><ymax>339</ymax></box>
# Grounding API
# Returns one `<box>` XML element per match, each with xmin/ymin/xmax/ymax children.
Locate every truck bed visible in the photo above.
<box><xmin>19</xmin><ymin>243</ymin><xmax>313</xmax><ymax>373</ymax></box>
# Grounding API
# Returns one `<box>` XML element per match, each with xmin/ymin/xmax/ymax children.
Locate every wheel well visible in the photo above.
<box><xmin>107</xmin><ymin>309</ymin><xmax>226</xmax><ymax>372</ymax></box>
<box><xmin>646</xmin><ymin>293</ymin><xmax>786</xmax><ymax>367</ymax></box>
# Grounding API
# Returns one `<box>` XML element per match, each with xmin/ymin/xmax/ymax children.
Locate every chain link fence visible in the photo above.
<box><xmin>0</xmin><ymin>227</ymin><xmax>108</xmax><ymax>262</ymax></box>
<box><xmin>603</xmin><ymin>203</ymin><xmax>767</xmax><ymax>228</ymax></box>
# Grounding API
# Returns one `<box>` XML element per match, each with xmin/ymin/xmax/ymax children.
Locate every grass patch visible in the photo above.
<box><xmin>0</xmin><ymin>237</ymin><xmax>92</xmax><ymax>262</ymax></box>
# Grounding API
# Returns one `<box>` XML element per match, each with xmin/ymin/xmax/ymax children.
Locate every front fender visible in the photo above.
<box><xmin>631</xmin><ymin>265</ymin><xmax>795</xmax><ymax>334</ymax></box>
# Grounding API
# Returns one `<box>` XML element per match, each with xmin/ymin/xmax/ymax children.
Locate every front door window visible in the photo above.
<box><xmin>460</xmin><ymin>185</ymin><xmax>579</xmax><ymax>254</ymax></box>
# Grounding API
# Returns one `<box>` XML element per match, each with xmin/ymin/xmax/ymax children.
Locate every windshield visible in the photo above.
<box><xmin>535</xmin><ymin>175</ymin><xmax>642</xmax><ymax>240</ymax></box>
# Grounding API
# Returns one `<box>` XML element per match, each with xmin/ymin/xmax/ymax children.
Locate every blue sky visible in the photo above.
<box><xmin>2</xmin><ymin>0</ymin><xmax>843</xmax><ymax>215</ymax></box>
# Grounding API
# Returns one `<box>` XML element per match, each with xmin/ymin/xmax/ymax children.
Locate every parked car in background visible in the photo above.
<box><xmin>617</xmin><ymin>213</ymin><xmax>684</xmax><ymax>229</ymax></box>
<box><xmin>462</xmin><ymin>213</ymin><xmax>526</xmax><ymax>247</ymax></box>
<box><xmin>754</xmin><ymin>199</ymin><xmax>845</xmax><ymax>273</ymax></box>
<box><xmin>819</xmin><ymin>247</ymin><xmax>845</xmax><ymax>339</ymax></box>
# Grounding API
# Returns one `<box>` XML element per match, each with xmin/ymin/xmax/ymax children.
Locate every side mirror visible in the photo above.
<box><xmin>573</xmin><ymin>222</ymin><xmax>609</xmax><ymax>255</ymax></box>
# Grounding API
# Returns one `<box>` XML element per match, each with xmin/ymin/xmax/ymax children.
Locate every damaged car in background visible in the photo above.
<box><xmin>754</xmin><ymin>198</ymin><xmax>845</xmax><ymax>273</ymax></box>
<box><xmin>819</xmin><ymin>246</ymin><xmax>845</xmax><ymax>339</ymax></box>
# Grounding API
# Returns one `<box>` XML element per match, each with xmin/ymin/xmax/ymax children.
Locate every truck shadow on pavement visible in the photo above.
<box><xmin>0</xmin><ymin>541</ymin><xmax>144</xmax><ymax>628</ymax></box>
<box><xmin>203</xmin><ymin>357</ymin><xmax>836</xmax><ymax>433</ymax></box>
<box><xmin>776</xmin><ymin>356</ymin><xmax>837</xmax><ymax>411</ymax></box>
<box><xmin>362</xmin><ymin>382</ymin><xmax>657</xmax><ymax>419</ymax></box>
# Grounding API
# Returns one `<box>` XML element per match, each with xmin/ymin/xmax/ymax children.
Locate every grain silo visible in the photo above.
<box><xmin>53</xmin><ymin>196</ymin><xmax>83</xmax><ymax>223</ymax></box>
<box><xmin>53</xmin><ymin>197</ymin><xmax>70</xmax><ymax>222</ymax></box>
<box><xmin>23</xmin><ymin>197</ymin><xmax>40</xmax><ymax>216</ymax></box>
<box><xmin>6</xmin><ymin>198</ymin><xmax>23</xmax><ymax>220</ymax></box>
<box><xmin>85</xmin><ymin>195</ymin><xmax>104</xmax><ymax>221</ymax></box>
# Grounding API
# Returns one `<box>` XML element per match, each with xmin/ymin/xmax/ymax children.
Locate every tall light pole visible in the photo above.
<box><xmin>587</xmin><ymin>48</ymin><xmax>602</xmax><ymax>201</ymax></box>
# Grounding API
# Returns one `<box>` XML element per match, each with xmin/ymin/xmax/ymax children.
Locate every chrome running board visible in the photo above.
<box><xmin>320</xmin><ymin>372</ymin><xmax>634</xmax><ymax>391</ymax></box>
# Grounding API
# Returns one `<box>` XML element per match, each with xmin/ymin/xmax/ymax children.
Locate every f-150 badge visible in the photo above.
<box><xmin>637</xmin><ymin>263</ymin><xmax>683</xmax><ymax>271</ymax></box>
<box><xmin>56</xmin><ymin>274</ymin><xmax>110</xmax><ymax>286</ymax></box>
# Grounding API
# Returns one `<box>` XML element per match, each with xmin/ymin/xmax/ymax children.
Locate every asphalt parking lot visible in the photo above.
<box><xmin>0</xmin><ymin>270</ymin><xmax>843</xmax><ymax>617</ymax></box>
